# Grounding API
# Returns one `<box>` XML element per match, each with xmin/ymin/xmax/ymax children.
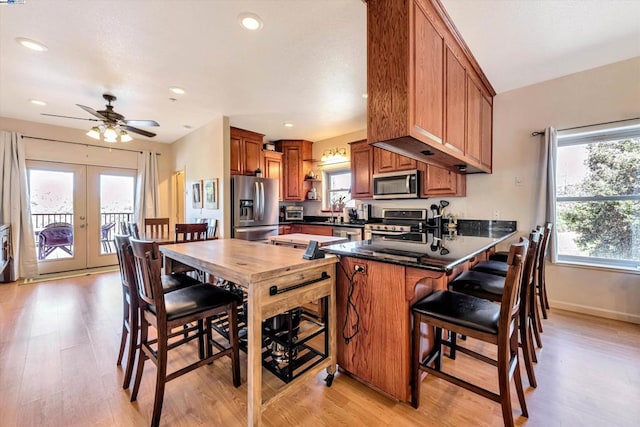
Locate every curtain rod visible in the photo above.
<box><xmin>531</xmin><ymin>117</ymin><xmax>640</xmax><ymax>137</ymax></box>
<box><xmin>20</xmin><ymin>135</ymin><xmax>161</xmax><ymax>155</ymax></box>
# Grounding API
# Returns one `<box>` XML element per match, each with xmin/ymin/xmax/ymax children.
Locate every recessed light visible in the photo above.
<box><xmin>15</xmin><ymin>37</ymin><xmax>48</xmax><ymax>52</ymax></box>
<box><xmin>29</xmin><ymin>99</ymin><xmax>47</xmax><ymax>106</ymax></box>
<box><xmin>183</xmin><ymin>125</ymin><xmax>192</xmax><ymax>129</ymax></box>
<box><xmin>170</xmin><ymin>87</ymin><xmax>186</xmax><ymax>95</ymax></box>
<box><xmin>362</xmin><ymin>93</ymin><xmax>368</xmax><ymax>99</ymax></box>
<box><xmin>283</xmin><ymin>122</ymin><xmax>294</xmax><ymax>128</ymax></box>
<box><xmin>238</xmin><ymin>13</ymin><xmax>263</xmax><ymax>31</ymax></box>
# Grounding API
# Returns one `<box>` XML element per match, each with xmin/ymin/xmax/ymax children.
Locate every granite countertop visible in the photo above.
<box><xmin>321</xmin><ymin>228</ymin><xmax>516</xmax><ymax>273</ymax></box>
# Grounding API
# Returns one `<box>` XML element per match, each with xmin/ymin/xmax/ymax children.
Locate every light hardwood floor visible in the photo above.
<box><xmin>1</xmin><ymin>272</ymin><xmax>638</xmax><ymax>426</ymax></box>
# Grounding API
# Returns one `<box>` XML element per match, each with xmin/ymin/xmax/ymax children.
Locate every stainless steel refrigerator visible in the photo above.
<box><xmin>231</xmin><ymin>175</ymin><xmax>279</xmax><ymax>241</ymax></box>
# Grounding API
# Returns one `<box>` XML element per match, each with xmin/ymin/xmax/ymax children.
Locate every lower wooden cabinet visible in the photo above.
<box><xmin>336</xmin><ymin>257</ymin><xmax>449</xmax><ymax>401</ymax></box>
<box><xmin>278</xmin><ymin>225</ymin><xmax>291</xmax><ymax>235</ymax></box>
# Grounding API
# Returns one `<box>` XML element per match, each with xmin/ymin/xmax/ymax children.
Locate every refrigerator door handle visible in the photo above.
<box><xmin>254</xmin><ymin>182</ymin><xmax>260</xmax><ymax>221</ymax></box>
<box><xmin>260</xmin><ymin>182</ymin><xmax>265</xmax><ymax>220</ymax></box>
<box><xmin>235</xmin><ymin>226</ymin><xmax>278</xmax><ymax>232</ymax></box>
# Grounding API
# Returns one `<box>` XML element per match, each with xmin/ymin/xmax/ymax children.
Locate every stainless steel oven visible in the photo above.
<box><xmin>284</xmin><ymin>206</ymin><xmax>303</xmax><ymax>221</ymax></box>
<box><xmin>333</xmin><ymin>227</ymin><xmax>363</xmax><ymax>242</ymax></box>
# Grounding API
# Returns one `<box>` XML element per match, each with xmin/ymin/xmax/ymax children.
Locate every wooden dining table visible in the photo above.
<box><xmin>159</xmin><ymin>238</ymin><xmax>338</xmax><ymax>427</ymax></box>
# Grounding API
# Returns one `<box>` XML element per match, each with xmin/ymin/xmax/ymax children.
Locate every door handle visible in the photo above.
<box><xmin>254</xmin><ymin>182</ymin><xmax>260</xmax><ymax>221</ymax></box>
<box><xmin>79</xmin><ymin>216</ymin><xmax>85</xmax><ymax>220</ymax></box>
<box><xmin>260</xmin><ymin>182</ymin><xmax>265</xmax><ymax>220</ymax></box>
<box><xmin>79</xmin><ymin>224</ymin><xmax>85</xmax><ymax>228</ymax></box>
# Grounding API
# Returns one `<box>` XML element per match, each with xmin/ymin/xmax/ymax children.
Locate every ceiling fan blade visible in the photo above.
<box><xmin>41</xmin><ymin>113</ymin><xmax>100</xmax><ymax>122</ymax></box>
<box><xmin>77</xmin><ymin>104</ymin><xmax>108</xmax><ymax>120</ymax></box>
<box><xmin>121</xmin><ymin>125</ymin><xmax>156</xmax><ymax>138</ymax></box>
<box><xmin>125</xmin><ymin>119</ymin><xmax>159</xmax><ymax>127</ymax></box>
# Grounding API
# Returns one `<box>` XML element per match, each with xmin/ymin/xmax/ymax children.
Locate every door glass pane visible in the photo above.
<box><xmin>29</xmin><ymin>170</ymin><xmax>75</xmax><ymax>260</ymax></box>
<box><xmin>100</xmin><ymin>174</ymin><xmax>135</xmax><ymax>254</ymax></box>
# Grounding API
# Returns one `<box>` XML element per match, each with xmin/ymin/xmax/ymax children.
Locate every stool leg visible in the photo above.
<box><xmin>116</xmin><ymin>295</ymin><xmax>129</xmax><ymax>366</ymax></box>
<box><xmin>150</xmin><ymin>333</ymin><xmax>168</xmax><ymax>427</ymax></box>
<box><xmin>122</xmin><ymin>304</ymin><xmax>139</xmax><ymax>389</ymax></box>
<box><xmin>130</xmin><ymin>316</ymin><xmax>148</xmax><ymax>402</ymax></box>
<box><xmin>498</xmin><ymin>339</ymin><xmax>515</xmax><ymax>427</ymax></box>
<box><xmin>411</xmin><ymin>313</ymin><xmax>422</xmax><ymax>409</ymax></box>
<box><xmin>519</xmin><ymin>312</ymin><xmax>537</xmax><ymax>388</ymax></box>
<box><xmin>512</xmin><ymin>320</ymin><xmax>528</xmax><ymax>418</ymax></box>
<box><xmin>449</xmin><ymin>331</ymin><xmax>457</xmax><ymax>360</ymax></box>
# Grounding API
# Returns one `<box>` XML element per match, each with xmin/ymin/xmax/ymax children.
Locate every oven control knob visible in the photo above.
<box><xmin>390</xmin><ymin>226</ymin><xmax>396</xmax><ymax>231</ymax></box>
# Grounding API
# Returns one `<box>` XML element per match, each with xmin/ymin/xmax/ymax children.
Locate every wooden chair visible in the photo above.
<box><xmin>412</xmin><ymin>240</ymin><xmax>529</xmax><ymax>427</ymax></box>
<box><xmin>129</xmin><ymin>239</ymin><xmax>241</xmax><ymax>427</ymax></box>
<box><xmin>128</xmin><ymin>222</ymin><xmax>140</xmax><ymax>239</ymax></box>
<box><xmin>448</xmin><ymin>231</ymin><xmax>542</xmax><ymax>388</ymax></box>
<box><xmin>113</xmin><ymin>235</ymin><xmax>201</xmax><ymax>389</ymax></box>
<box><xmin>101</xmin><ymin>222</ymin><xmax>116</xmax><ymax>252</ymax></box>
<box><xmin>174</xmin><ymin>222</ymin><xmax>208</xmax><ymax>242</ymax></box>
<box><xmin>145</xmin><ymin>217</ymin><xmax>170</xmax><ymax>236</ymax></box>
<box><xmin>536</xmin><ymin>223</ymin><xmax>553</xmax><ymax>319</ymax></box>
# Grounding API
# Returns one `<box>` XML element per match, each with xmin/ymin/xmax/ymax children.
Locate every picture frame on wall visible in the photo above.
<box><xmin>203</xmin><ymin>178</ymin><xmax>218</xmax><ymax>210</ymax></box>
<box><xmin>192</xmin><ymin>180</ymin><xmax>202</xmax><ymax>209</ymax></box>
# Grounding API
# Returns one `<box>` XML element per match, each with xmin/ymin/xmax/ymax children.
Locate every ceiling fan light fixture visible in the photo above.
<box><xmin>120</xmin><ymin>131</ymin><xmax>133</xmax><ymax>143</ymax></box>
<box><xmin>103</xmin><ymin>125</ymin><xmax>118</xmax><ymax>141</ymax></box>
<box><xmin>87</xmin><ymin>127</ymin><xmax>101</xmax><ymax>140</ymax></box>
<box><xmin>16</xmin><ymin>37</ymin><xmax>48</xmax><ymax>52</ymax></box>
<box><xmin>238</xmin><ymin>13</ymin><xmax>263</xmax><ymax>31</ymax></box>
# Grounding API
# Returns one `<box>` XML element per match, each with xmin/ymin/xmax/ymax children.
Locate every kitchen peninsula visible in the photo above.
<box><xmin>321</xmin><ymin>221</ymin><xmax>516</xmax><ymax>401</ymax></box>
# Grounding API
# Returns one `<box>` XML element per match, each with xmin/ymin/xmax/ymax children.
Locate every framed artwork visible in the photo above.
<box><xmin>203</xmin><ymin>178</ymin><xmax>218</xmax><ymax>210</ymax></box>
<box><xmin>192</xmin><ymin>180</ymin><xmax>202</xmax><ymax>209</ymax></box>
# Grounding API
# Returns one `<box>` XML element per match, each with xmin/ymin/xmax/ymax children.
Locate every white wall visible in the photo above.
<box><xmin>170</xmin><ymin>116</ymin><xmax>230</xmax><ymax>237</ymax></box>
<box><xmin>486</xmin><ymin>57</ymin><xmax>640</xmax><ymax>323</ymax></box>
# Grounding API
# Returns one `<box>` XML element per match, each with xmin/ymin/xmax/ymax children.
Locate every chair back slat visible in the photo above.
<box><xmin>175</xmin><ymin>223</ymin><xmax>208</xmax><ymax>242</ymax></box>
<box><xmin>128</xmin><ymin>222</ymin><xmax>140</xmax><ymax>239</ymax></box>
<box><xmin>114</xmin><ymin>234</ymin><xmax>135</xmax><ymax>289</ymax></box>
<box><xmin>145</xmin><ymin>218</ymin><xmax>170</xmax><ymax>235</ymax></box>
<box><xmin>500</xmin><ymin>239</ymin><xmax>527</xmax><ymax>329</ymax></box>
<box><xmin>129</xmin><ymin>239</ymin><xmax>165</xmax><ymax>315</ymax></box>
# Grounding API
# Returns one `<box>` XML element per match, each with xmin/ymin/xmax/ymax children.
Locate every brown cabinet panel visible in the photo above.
<box><xmin>465</xmin><ymin>76</ymin><xmax>482</xmax><ymax>166</ymax></box>
<box><xmin>445</xmin><ymin>47</ymin><xmax>466</xmax><ymax>155</ymax></box>
<box><xmin>412</xmin><ymin>3</ymin><xmax>444</xmax><ymax>143</ymax></box>
<box><xmin>230</xmin><ymin>127</ymin><xmax>265</xmax><ymax>176</ymax></box>
<box><xmin>264</xmin><ymin>151</ymin><xmax>283</xmax><ymax>201</ymax></box>
<box><xmin>350</xmin><ymin>140</ymin><xmax>373</xmax><ymax>199</ymax></box>
<box><xmin>276</xmin><ymin>140</ymin><xmax>313</xmax><ymax>201</ymax></box>
<box><xmin>419</xmin><ymin>162</ymin><xmax>465</xmax><ymax>197</ymax></box>
<box><xmin>396</xmin><ymin>153</ymin><xmax>417</xmax><ymax>170</ymax></box>
<box><xmin>278</xmin><ymin>225</ymin><xmax>291</xmax><ymax>235</ymax></box>
<box><xmin>481</xmin><ymin>95</ymin><xmax>493</xmax><ymax>171</ymax></box>
<box><xmin>374</xmin><ymin>147</ymin><xmax>417</xmax><ymax>174</ymax></box>
<box><xmin>299</xmin><ymin>225</ymin><xmax>333</xmax><ymax>236</ymax></box>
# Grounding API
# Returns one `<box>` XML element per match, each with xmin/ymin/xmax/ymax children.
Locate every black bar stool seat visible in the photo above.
<box><xmin>449</xmin><ymin>269</ymin><xmax>507</xmax><ymax>301</ymax></box>
<box><xmin>471</xmin><ymin>259</ymin><xmax>509</xmax><ymax>276</ymax></box>
<box><xmin>150</xmin><ymin>284</ymin><xmax>242</xmax><ymax>321</ymax></box>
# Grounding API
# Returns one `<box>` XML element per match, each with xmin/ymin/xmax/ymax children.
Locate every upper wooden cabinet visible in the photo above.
<box><xmin>350</xmin><ymin>140</ymin><xmax>374</xmax><ymax>199</ymax></box>
<box><xmin>373</xmin><ymin>147</ymin><xmax>417</xmax><ymax>174</ymax></box>
<box><xmin>230</xmin><ymin>127</ymin><xmax>264</xmax><ymax>176</ymax></box>
<box><xmin>418</xmin><ymin>162</ymin><xmax>466</xmax><ymax>197</ymax></box>
<box><xmin>274</xmin><ymin>140</ymin><xmax>313</xmax><ymax>201</ymax></box>
<box><xmin>263</xmin><ymin>150</ymin><xmax>284</xmax><ymax>201</ymax></box>
<box><xmin>367</xmin><ymin>0</ymin><xmax>495</xmax><ymax>174</ymax></box>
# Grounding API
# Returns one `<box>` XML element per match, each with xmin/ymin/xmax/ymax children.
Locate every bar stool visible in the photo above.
<box><xmin>129</xmin><ymin>238</ymin><xmax>242</xmax><ymax>427</ymax></box>
<box><xmin>411</xmin><ymin>240</ymin><xmax>528</xmax><ymax>427</ymax></box>
<box><xmin>448</xmin><ymin>230</ymin><xmax>542</xmax><ymax>388</ymax></box>
<box><xmin>113</xmin><ymin>235</ymin><xmax>201</xmax><ymax>389</ymax></box>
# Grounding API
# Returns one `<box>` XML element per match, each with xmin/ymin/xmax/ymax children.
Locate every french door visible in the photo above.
<box><xmin>27</xmin><ymin>161</ymin><xmax>136</xmax><ymax>274</ymax></box>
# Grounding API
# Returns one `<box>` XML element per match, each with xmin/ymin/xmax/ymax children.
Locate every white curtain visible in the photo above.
<box><xmin>134</xmin><ymin>151</ymin><xmax>159</xmax><ymax>229</ymax></box>
<box><xmin>535</xmin><ymin>126</ymin><xmax>558</xmax><ymax>262</ymax></box>
<box><xmin>0</xmin><ymin>131</ymin><xmax>38</xmax><ymax>280</ymax></box>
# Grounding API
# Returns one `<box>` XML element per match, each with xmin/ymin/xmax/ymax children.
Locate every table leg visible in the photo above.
<box><xmin>247</xmin><ymin>288</ymin><xmax>262</xmax><ymax>427</ymax></box>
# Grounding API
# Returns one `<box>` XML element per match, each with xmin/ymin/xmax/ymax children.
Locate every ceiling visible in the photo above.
<box><xmin>0</xmin><ymin>0</ymin><xmax>638</xmax><ymax>144</ymax></box>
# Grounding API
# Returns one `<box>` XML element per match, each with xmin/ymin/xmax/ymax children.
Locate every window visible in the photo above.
<box><xmin>323</xmin><ymin>169</ymin><xmax>351</xmax><ymax>211</ymax></box>
<box><xmin>555</xmin><ymin>123</ymin><xmax>640</xmax><ymax>270</ymax></box>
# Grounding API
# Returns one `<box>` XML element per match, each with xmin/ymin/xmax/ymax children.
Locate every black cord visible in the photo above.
<box><xmin>337</xmin><ymin>256</ymin><xmax>362</xmax><ymax>344</ymax></box>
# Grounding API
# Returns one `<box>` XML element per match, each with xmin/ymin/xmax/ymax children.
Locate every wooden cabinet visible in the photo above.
<box><xmin>336</xmin><ymin>257</ymin><xmax>448</xmax><ymax>401</ymax></box>
<box><xmin>264</xmin><ymin>150</ymin><xmax>283</xmax><ymax>201</ymax></box>
<box><xmin>278</xmin><ymin>225</ymin><xmax>291</xmax><ymax>235</ymax></box>
<box><xmin>299</xmin><ymin>224</ymin><xmax>333</xmax><ymax>236</ymax></box>
<box><xmin>0</xmin><ymin>224</ymin><xmax>11</xmax><ymax>283</ymax></box>
<box><xmin>230</xmin><ymin>127</ymin><xmax>264</xmax><ymax>176</ymax></box>
<box><xmin>373</xmin><ymin>147</ymin><xmax>417</xmax><ymax>174</ymax></box>
<box><xmin>418</xmin><ymin>162</ymin><xmax>466</xmax><ymax>197</ymax></box>
<box><xmin>367</xmin><ymin>0</ymin><xmax>495</xmax><ymax>174</ymax></box>
<box><xmin>350</xmin><ymin>140</ymin><xmax>374</xmax><ymax>199</ymax></box>
<box><xmin>275</xmin><ymin>140</ymin><xmax>313</xmax><ymax>201</ymax></box>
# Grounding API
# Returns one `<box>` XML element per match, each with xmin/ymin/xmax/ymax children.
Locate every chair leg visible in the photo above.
<box><xmin>512</xmin><ymin>326</ymin><xmax>529</xmax><ymax>418</ymax></box>
<box><xmin>411</xmin><ymin>313</ymin><xmax>422</xmax><ymax>409</ymax></box>
<box><xmin>527</xmin><ymin>317</ymin><xmax>538</xmax><ymax>364</ymax></box>
<box><xmin>122</xmin><ymin>305</ymin><xmax>139</xmax><ymax>389</ymax></box>
<box><xmin>228</xmin><ymin>304</ymin><xmax>241</xmax><ymax>387</ymax></box>
<box><xmin>519</xmin><ymin>315</ymin><xmax>537</xmax><ymax>388</ymax></box>
<box><xmin>448</xmin><ymin>330</ymin><xmax>457</xmax><ymax>360</ymax></box>
<box><xmin>117</xmin><ymin>296</ymin><xmax>129</xmax><ymax>366</ymax></box>
<box><xmin>150</xmin><ymin>334</ymin><xmax>168</xmax><ymax>427</ymax></box>
<box><xmin>531</xmin><ymin>297</ymin><xmax>543</xmax><ymax>349</ymax></box>
<box><xmin>497</xmin><ymin>339</ymin><xmax>515</xmax><ymax>427</ymax></box>
<box><xmin>434</xmin><ymin>327</ymin><xmax>443</xmax><ymax>371</ymax></box>
<box><xmin>197</xmin><ymin>319</ymin><xmax>205</xmax><ymax>360</ymax></box>
<box><xmin>539</xmin><ymin>282</ymin><xmax>549</xmax><ymax>319</ymax></box>
<box><xmin>131</xmin><ymin>317</ymin><xmax>148</xmax><ymax>402</ymax></box>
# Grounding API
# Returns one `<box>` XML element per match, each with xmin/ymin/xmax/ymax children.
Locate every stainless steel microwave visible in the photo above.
<box><xmin>372</xmin><ymin>170</ymin><xmax>419</xmax><ymax>199</ymax></box>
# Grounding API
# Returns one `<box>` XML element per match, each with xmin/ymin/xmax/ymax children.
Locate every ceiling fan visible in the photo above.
<box><xmin>42</xmin><ymin>93</ymin><xmax>159</xmax><ymax>141</ymax></box>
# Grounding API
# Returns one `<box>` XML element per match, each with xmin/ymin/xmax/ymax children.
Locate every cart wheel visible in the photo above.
<box><xmin>325</xmin><ymin>373</ymin><xmax>334</xmax><ymax>387</ymax></box>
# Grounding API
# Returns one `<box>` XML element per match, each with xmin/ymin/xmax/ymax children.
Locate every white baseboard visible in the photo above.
<box><xmin>550</xmin><ymin>299</ymin><xmax>640</xmax><ymax>324</ymax></box>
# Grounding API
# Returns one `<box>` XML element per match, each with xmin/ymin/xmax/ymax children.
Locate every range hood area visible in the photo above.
<box><xmin>367</xmin><ymin>0</ymin><xmax>496</xmax><ymax>174</ymax></box>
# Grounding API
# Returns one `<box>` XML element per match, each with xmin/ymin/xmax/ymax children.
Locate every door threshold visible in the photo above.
<box><xmin>21</xmin><ymin>265</ymin><xmax>119</xmax><ymax>285</ymax></box>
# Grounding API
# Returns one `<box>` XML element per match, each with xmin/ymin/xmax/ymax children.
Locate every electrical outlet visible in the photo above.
<box><xmin>354</xmin><ymin>264</ymin><xmax>366</xmax><ymax>273</ymax></box>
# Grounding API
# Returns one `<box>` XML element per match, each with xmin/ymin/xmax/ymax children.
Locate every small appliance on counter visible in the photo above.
<box><xmin>284</xmin><ymin>205</ymin><xmax>304</xmax><ymax>221</ymax></box>
<box><xmin>357</xmin><ymin>203</ymin><xmax>371</xmax><ymax>221</ymax></box>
